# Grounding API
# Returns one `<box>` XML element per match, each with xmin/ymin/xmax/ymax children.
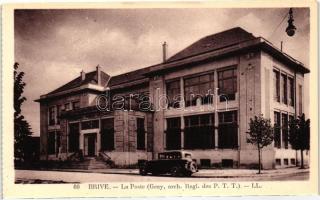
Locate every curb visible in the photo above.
<box><xmin>16</xmin><ymin>168</ymin><xmax>309</xmax><ymax>178</ymax></box>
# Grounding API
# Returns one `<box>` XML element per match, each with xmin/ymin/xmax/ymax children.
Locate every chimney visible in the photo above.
<box><xmin>80</xmin><ymin>70</ymin><xmax>85</xmax><ymax>81</ymax></box>
<box><xmin>96</xmin><ymin>65</ymin><xmax>101</xmax><ymax>85</ymax></box>
<box><xmin>162</xmin><ymin>41</ymin><xmax>167</xmax><ymax>63</ymax></box>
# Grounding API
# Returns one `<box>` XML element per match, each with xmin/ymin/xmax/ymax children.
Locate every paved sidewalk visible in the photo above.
<box><xmin>195</xmin><ymin>167</ymin><xmax>309</xmax><ymax>178</ymax></box>
<box><xmin>45</xmin><ymin>167</ymin><xmax>308</xmax><ymax>178</ymax></box>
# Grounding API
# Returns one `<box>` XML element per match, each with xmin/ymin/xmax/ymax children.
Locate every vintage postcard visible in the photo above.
<box><xmin>2</xmin><ymin>0</ymin><xmax>318</xmax><ymax>198</ymax></box>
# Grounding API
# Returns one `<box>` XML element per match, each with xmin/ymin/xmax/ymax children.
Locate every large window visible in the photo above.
<box><xmin>166</xmin><ymin>80</ymin><xmax>181</xmax><ymax>108</ymax></box>
<box><xmin>48</xmin><ymin>132</ymin><xmax>56</xmax><ymax>154</ymax></box>
<box><xmin>56</xmin><ymin>105</ymin><xmax>61</xmax><ymax>125</ymax></box>
<box><xmin>56</xmin><ymin>131</ymin><xmax>61</xmax><ymax>156</ymax></box>
<box><xmin>69</xmin><ymin>123</ymin><xmax>80</xmax><ymax>152</ymax></box>
<box><xmin>184</xmin><ymin>73</ymin><xmax>214</xmax><ymax>107</ymax></box>
<box><xmin>64</xmin><ymin>103</ymin><xmax>70</xmax><ymax>111</ymax></box>
<box><xmin>218</xmin><ymin>111</ymin><xmax>238</xmax><ymax>149</ymax></box>
<box><xmin>81</xmin><ymin>120</ymin><xmax>99</xmax><ymax>130</ymax></box>
<box><xmin>281</xmin><ymin>74</ymin><xmax>287</xmax><ymax>104</ymax></box>
<box><xmin>288</xmin><ymin>77</ymin><xmax>294</xmax><ymax>106</ymax></box>
<box><xmin>137</xmin><ymin>118</ymin><xmax>145</xmax><ymax>150</ymax></box>
<box><xmin>289</xmin><ymin>115</ymin><xmax>294</xmax><ymax>148</ymax></box>
<box><xmin>273</xmin><ymin>70</ymin><xmax>280</xmax><ymax>102</ymax></box>
<box><xmin>166</xmin><ymin>118</ymin><xmax>181</xmax><ymax>150</ymax></box>
<box><xmin>274</xmin><ymin>111</ymin><xmax>281</xmax><ymax>148</ymax></box>
<box><xmin>49</xmin><ymin>106</ymin><xmax>55</xmax><ymax>126</ymax></box>
<box><xmin>184</xmin><ymin>114</ymin><xmax>214</xmax><ymax>149</ymax></box>
<box><xmin>282</xmin><ymin>113</ymin><xmax>289</xmax><ymax>149</ymax></box>
<box><xmin>48</xmin><ymin>131</ymin><xmax>61</xmax><ymax>155</ymax></box>
<box><xmin>299</xmin><ymin>85</ymin><xmax>303</xmax><ymax>115</ymax></box>
<box><xmin>218</xmin><ymin>67</ymin><xmax>237</xmax><ymax>101</ymax></box>
<box><xmin>72</xmin><ymin>101</ymin><xmax>80</xmax><ymax>110</ymax></box>
<box><xmin>101</xmin><ymin>118</ymin><xmax>114</xmax><ymax>151</ymax></box>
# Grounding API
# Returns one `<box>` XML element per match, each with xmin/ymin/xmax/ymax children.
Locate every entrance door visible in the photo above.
<box><xmin>84</xmin><ymin>133</ymin><xmax>96</xmax><ymax>157</ymax></box>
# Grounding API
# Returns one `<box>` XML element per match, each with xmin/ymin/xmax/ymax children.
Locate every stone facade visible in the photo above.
<box><xmin>36</xmin><ymin>27</ymin><xmax>309</xmax><ymax>169</ymax></box>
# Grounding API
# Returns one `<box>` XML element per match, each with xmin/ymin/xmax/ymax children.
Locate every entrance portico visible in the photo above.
<box><xmin>79</xmin><ymin>128</ymin><xmax>100</xmax><ymax>157</ymax></box>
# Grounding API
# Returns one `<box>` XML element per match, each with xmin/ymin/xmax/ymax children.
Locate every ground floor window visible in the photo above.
<box><xmin>137</xmin><ymin>118</ymin><xmax>145</xmax><ymax>150</ymax></box>
<box><xmin>48</xmin><ymin>132</ymin><xmax>55</xmax><ymax>154</ymax></box>
<box><xmin>274</xmin><ymin>111</ymin><xmax>281</xmax><ymax>148</ymax></box>
<box><xmin>184</xmin><ymin>114</ymin><xmax>214</xmax><ymax>149</ymax></box>
<box><xmin>47</xmin><ymin>131</ymin><xmax>61</xmax><ymax>155</ymax></box>
<box><xmin>282</xmin><ymin>113</ymin><xmax>289</xmax><ymax>149</ymax></box>
<box><xmin>200</xmin><ymin>159</ymin><xmax>211</xmax><ymax>168</ymax></box>
<box><xmin>101</xmin><ymin>118</ymin><xmax>114</xmax><ymax>151</ymax></box>
<box><xmin>69</xmin><ymin>123</ymin><xmax>80</xmax><ymax>152</ymax></box>
<box><xmin>166</xmin><ymin>117</ymin><xmax>181</xmax><ymax>150</ymax></box>
<box><xmin>218</xmin><ymin>111</ymin><xmax>238</xmax><ymax>149</ymax></box>
<box><xmin>55</xmin><ymin>131</ymin><xmax>61</xmax><ymax>156</ymax></box>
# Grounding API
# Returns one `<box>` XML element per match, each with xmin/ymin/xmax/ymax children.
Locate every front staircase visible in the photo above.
<box><xmin>59</xmin><ymin>151</ymin><xmax>114</xmax><ymax>170</ymax></box>
<box><xmin>87</xmin><ymin>157</ymin><xmax>112</xmax><ymax>170</ymax></box>
<box><xmin>52</xmin><ymin>150</ymin><xmax>114</xmax><ymax>170</ymax></box>
<box><xmin>59</xmin><ymin>157</ymin><xmax>112</xmax><ymax>170</ymax></box>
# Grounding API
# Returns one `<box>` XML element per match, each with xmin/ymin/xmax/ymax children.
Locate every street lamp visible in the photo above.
<box><xmin>286</xmin><ymin>8</ymin><xmax>296</xmax><ymax>37</ymax></box>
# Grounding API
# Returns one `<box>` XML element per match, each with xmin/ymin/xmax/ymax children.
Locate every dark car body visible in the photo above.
<box><xmin>139</xmin><ymin>151</ymin><xmax>198</xmax><ymax>177</ymax></box>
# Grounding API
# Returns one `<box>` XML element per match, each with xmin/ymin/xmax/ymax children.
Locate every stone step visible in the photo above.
<box><xmin>60</xmin><ymin>160</ymin><xmax>91</xmax><ymax>169</ymax></box>
<box><xmin>87</xmin><ymin>158</ymin><xmax>111</xmax><ymax>169</ymax></box>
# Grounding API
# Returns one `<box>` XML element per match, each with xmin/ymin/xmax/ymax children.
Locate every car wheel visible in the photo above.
<box><xmin>139</xmin><ymin>167</ymin><xmax>147</xmax><ymax>176</ymax></box>
<box><xmin>171</xmin><ymin>166</ymin><xmax>182</xmax><ymax>177</ymax></box>
<box><xmin>190</xmin><ymin>163</ymin><xmax>197</xmax><ymax>173</ymax></box>
<box><xmin>184</xmin><ymin>171</ymin><xmax>192</xmax><ymax>177</ymax></box>
<box><xmin>151</xmin><ymin>172</ymin><xmax>159</xmax><ymax>176</ymax></box>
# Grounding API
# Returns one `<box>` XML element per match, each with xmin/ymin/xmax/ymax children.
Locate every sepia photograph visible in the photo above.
<box><xmin>2</xmin><ymin>1</ymin><xmax>318</xmax><ymax>198</ymax></box>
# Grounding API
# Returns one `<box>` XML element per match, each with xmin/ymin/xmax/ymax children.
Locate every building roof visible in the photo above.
<box><xmin>108</xmin><ymin>67</ymin><xmax>150</xmax><ymax>87</ymax></box>
<box><xmin>36</xmin><ymin>27</ymin><xmax>309</xmax><ymax>102</ymax></box>
<box><xmin>46</xmin><ymin>70</ymin><xmax>110</xmax><ymax>96</ymax></box>
<box><xmin>36</xmin><ymin>66</ymin><xmax>148</xmax><ymax>102</ymax></box>
<box><xmin>167</xmin><ymin>27</ymin><xmax>255</xmax><ymax>62</ymax></box>
<box><xmin>146</xmin><ymin>27</ymin><xmax>309</xmax><ymax>75</ymax></box>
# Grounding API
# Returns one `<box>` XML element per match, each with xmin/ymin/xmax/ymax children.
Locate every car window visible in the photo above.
<box><xmin>158</xmin><ymin>153</ymin><xmax>165</xmax><ymax>159</ymax></box>
<box><xmin>185</xmin><ymin>153</ymin><xmax>191</xmax><ymax>159</ymax></box>
<box><xmin>158</xmin><ymin>152</ymin><xmax>185</xmax><ymax>159</ymax></box>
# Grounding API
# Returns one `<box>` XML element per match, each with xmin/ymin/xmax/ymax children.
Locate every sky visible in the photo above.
<box><xmin>14</xmin><ymin>8</ymin><xmax>310</xmax><ymax>136</ymax></box>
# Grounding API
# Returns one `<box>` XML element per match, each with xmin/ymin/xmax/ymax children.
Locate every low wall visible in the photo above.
<box><xmin>103</xmin><ymin>151</ymin><xmax>152</xmax><ymax>166</ymax></box>
<box><xmin>239</xmin><ymin>149</ymin><xmax>275</xmax><ymax>169</ymax></box>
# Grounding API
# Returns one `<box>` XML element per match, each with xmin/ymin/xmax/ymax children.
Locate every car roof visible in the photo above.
<box><xmin>160</xmin><ymin>150</ymin><xmax>192</xmax><ymax>155</ymax></box>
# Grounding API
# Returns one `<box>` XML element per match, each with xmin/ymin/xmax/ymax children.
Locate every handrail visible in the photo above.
<box><xmin>99</xmin><ymin>151</ymin><xmax>111</xmax><ymax>161</ymax></box>
<box><xmin>67</xmin><ymin>150</ymin><xmax>84</xmax><ymax>161</ymax></box>
<box><xmin>67</xmin><ymin>152</ymin><xmax>76</xmax><ymax>160</ymax></box>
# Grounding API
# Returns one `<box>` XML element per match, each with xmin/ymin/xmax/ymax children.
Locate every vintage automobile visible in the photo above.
<box><xmin>139</xmin><ymin>151</ymin><xmax>198</xmax><ymax>177</ymax></box>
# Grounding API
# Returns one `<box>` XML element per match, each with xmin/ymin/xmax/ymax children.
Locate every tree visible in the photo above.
<box><xmin>14</xmin><ymin>62</ymin><xmax>32</xmax><ymax>161</ymax></box>
<box><xmin>247</xmin><ymin>115</ymin><xmax>274</xmax><ymax>174</ymax></box>
<box><xmin>289</xmin><ymin>114</ymin><xmax>310</xmax><ymax>169</ymax></box>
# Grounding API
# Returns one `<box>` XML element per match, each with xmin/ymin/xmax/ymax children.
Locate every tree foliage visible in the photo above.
<box><xmin>289</xmin><ymin>113</ymin><xmax>310</xmax><ymax>168</ymax></box>
<box><xmin>247</xmin><ymin>115</ymin><xmax>274</xmax><ymax>148</ymax></box>
<box><xmin>247</xmin><ymin>115</ymin><xmax>274</xmax><ymax>173</ymax></box>
<box><xmin>14</xmin><ymin>62</ymin><xmax>32</xmax><ymax>160</ymax></box>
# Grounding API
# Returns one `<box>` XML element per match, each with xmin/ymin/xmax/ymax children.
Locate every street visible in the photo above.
<box><xmin>15</xmin><ymin>168</ymin><xmax>309</xmax><ymax>183</ymax></box>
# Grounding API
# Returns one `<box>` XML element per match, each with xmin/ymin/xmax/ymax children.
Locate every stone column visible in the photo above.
<box><xmin>214</xmin><ymin>70</ymin><xmax>219</xmax><ymax>148</ymax></box>
<box><xmin>180</xmin><ymin>77</ymin><xmax>184</xmax><ymax>149</ymax></box>
<box><xmin>123</xmin><ymin>111</ymin><xmax>129</xmax><ymax>152</ymax></box>
<box><xmin>96</xmin><ymin>118</ymin><xmax>101</xmax><ymax>153</ymax></box>
<box><xmin>180</xmin><ymin>116</ymin><xmax>184</xmax><ymax>149</ymax></box>
<box><xmin>279</xmin><ymin>111</ymin><xmax>283</xmax><ymax>149</ymax></box>
<box><xmin>79</xmin><ymin>122</ymin><xmax>84</xmax><ymax>153</ymax></box>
